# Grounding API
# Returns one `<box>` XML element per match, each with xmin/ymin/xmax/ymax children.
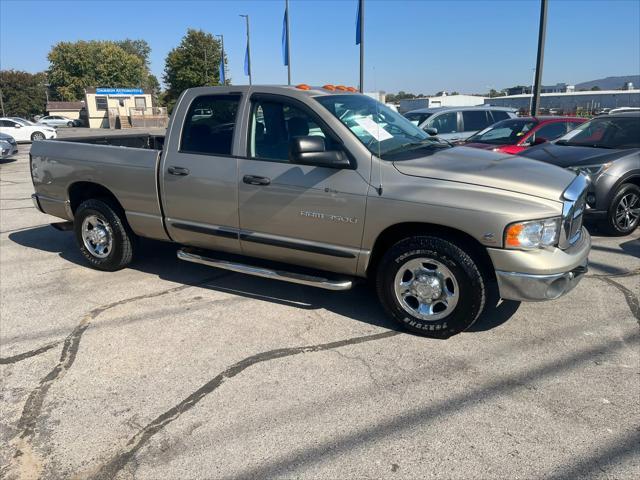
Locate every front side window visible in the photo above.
<box><xmin>529</xmin><ymin>122</ymin><xmax>570</xmax><ymax>143</ymax></box>
<box><xmin>428</xmin><ymin>111</ymin><xmax>458</xmax><ymax>134</ymax></box>
<box><xmin>180</xmin><ymin>94</ymin><xmax>240</xmax><ymax>155</ymax></box>
<box><xmin>316</xmin><ymin>94</ymin><xmax>445</xmax><ymax>159</ymax></box>
<box><xmin>462</xmin><ymin>110</ymin><xmax>491</xmax><ymax>131</ymax></box>
<box><xmin>467</xmin><ymin>119</ymin><xmax>537</xmax><ymax>145</ymax></box>
<box><xmin>556</xmin><ymin>117</ymin><xmax>640</xmax><ymax>149</ymax></box>
<box><xmin>249</xmin><ymin>98</ymin><xmax>332</xmax><ymax>162</ymax></box>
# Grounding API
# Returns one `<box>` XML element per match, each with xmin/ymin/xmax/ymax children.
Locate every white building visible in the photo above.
<box><xmin>399</xmin><ymin>94</ymin><xmax>485</xmax><ymax>113</ymax></box>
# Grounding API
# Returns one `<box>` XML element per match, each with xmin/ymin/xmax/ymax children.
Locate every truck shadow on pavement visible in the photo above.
<box><xmin>8</xmin><ymin>225</ymin><xmax>520</xmax><ymax>334</ymax></box>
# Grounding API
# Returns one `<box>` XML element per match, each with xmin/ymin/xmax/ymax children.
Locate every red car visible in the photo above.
<box><xmin>464</xmin><ymin>116</ymin><xmax>587</xmax><ymax>154</ymax></box>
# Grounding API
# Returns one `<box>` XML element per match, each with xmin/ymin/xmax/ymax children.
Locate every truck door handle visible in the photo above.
<box><xmin>243</xmin><ymin>175</ymin><xmax>271</xmax><ymax>186</ymax></box>
<box><xmin>168</xmin><ymin>166</ymin><xmax>190</xmax><ymax>176</ymax></box>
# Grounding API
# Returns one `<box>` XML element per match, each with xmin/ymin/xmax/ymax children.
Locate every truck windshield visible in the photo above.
<box><xmin>315</xmin><ymin>95</ymin><xmax>445</xmax><ymax>159</ymax></box>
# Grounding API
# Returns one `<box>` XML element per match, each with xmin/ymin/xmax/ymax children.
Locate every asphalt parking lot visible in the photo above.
<box><xmin>1</xmin><ymin>138</ymin><xmax>638</xmax><ymax>480</ymax></box>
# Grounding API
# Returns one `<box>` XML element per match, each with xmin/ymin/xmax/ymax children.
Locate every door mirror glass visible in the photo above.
<box><xmin>424</xmin><ymin>127</ymin><xmax>438</xmax><ymax>136</ymax></box>
<box><xmin>290</xmin><ymin>136</ymin><xmax>350</xmax><ymax>168</ymax></box>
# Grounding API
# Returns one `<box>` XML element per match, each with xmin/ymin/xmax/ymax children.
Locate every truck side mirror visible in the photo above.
<box><xmin>424</xmin><ymin>127</ymin><xmax>438</xmax><ymax>136</ymax></box>
<box><xmin>289</xmin><ymin>136</ymin><xmax>350</xmax><ymax>168</ymax></box>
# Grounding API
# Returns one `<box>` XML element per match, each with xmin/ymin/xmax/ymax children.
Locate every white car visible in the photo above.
<box><xmin>37</xmin><ymin>115</ymin><xmax>77</xmax><ymax>127</ymax></box>
<box><xmin>0</xmin><ymin>117</ymin><xmax>57</xmax><ymax>142</ymax></box>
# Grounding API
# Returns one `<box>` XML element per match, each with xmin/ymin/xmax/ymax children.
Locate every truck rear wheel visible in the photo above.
<box><xmin>73</xmin><ymin>199</ymin><xmax>135</xmax><ymax>271</ymax></box>
<box><xmin>376</xmin><ymin>236</ymin><xmax>486</xmax><ymax>338</ymax></box>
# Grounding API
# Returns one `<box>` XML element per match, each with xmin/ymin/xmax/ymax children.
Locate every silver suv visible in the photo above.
<box><xmin>405</xmin><ymin>106</ymin><xmax>518</xmax><ymax>143</ymax></box>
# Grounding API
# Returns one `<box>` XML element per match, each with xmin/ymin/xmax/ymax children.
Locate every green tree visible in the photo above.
<box><xmin>163</xmin><ymin>29</ymin><xmax>227</xmax><ymax>109</ymax></box>
<box><xmin>116</xmin><ymin>39</ymin><xmax>159</xmax><ymax>98</ymax></box>
<box><xmin>47</xmin><ymin>40</ymin><xmax>146</xmax><ymax>100</ymax></box>
<box><xmin>0</xmin><ymin>70</ymin><xmax>47</xmax><ymax>118</ymax></box>
<box><xmin>590</xmin><ymin>85</ymin><xmax>601</xmax><ymax>91</ymax></box>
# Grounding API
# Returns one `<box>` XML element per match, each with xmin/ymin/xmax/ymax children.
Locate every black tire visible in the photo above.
<box><xmin>604</xmin><ymin>183</ymin><xmax>640</xmax><ymax>235</ymax></box>
<box><xmin>73</xmin><ymin>199</ymin><xmax>135</xmax><ymax>271</ymax></box>
<box><xmin>31</xmin><ymin>131</ymin><xmax>45</xmax><ymax>141</ymax></box>
<box><xmin>67</xmin><ymin>121</ymin><xmax>74</xmax><ymax>127</ymax></box>
<box><xmin>376</xmin><ymin>236</ymin><xmax>486</xmax><ymax>339</ymax></box>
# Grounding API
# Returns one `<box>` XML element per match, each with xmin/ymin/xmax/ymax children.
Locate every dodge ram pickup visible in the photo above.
<box><xmin>30</xmin><ymin>85</ymin><xmax>591</xmax><ymax>338</ymax></box>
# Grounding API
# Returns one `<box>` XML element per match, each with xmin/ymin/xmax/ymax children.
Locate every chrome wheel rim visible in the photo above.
<box><xmin>81</xmin><ymin>215</ymin><xmax>113</xmax><ymax>258</ymax></box>
<box><xmin>394</xmin><ymin>257</ymin><xmax>459</xmax><ymax>321</ymax></box>
<box><xmin>615</xmin><ymin>192</ymin><xmax>640</xmax><ymax>231</ymax></box>
<box><xmin>33</xmin><ymin>133</ymin><xmax>44</xmax><ymax>141</ymax></box>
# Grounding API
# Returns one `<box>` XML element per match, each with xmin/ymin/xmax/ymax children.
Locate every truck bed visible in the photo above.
<box><xmin>56</xmin><ymin>133</ymin><xmax>165</xmax><ymax>150</ymax></box>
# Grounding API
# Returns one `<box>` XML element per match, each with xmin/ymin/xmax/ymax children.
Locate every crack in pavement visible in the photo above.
<box><xmin>8</xmin><ymin>273</ymin><xmax>229</xmax><ymax>477</ymax></box>
<box><xmin>0</xmin><ymin>341</ymin><xmax>62</xmax><ymax>365</ymax></box>
<box><xmin>595</xmin><ymin>277</ymin><xmax>640</xmax><ymax>324</ymax></box>
<box><xmin>87</xmin><ymin>330</ymin><xmax>400</xmax><ymax>480</ymax></box>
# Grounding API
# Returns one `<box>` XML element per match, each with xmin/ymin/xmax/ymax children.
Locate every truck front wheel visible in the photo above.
<box><xmin>74</xmin><ymin>199</ymin><xmax>135</xmax><ymax>271</ymax></box>
<box><xmin>376</xmin><ymin>236</ymin><xmax>486</xmax><ymax>338</ymax></box>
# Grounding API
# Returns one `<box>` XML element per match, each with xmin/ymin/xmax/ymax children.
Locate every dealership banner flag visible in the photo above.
<box><xmin>219</xmin><ymin>59</ymin><xmax>225</xmax><ymax>84</ymax></box>
<box><xmin>244</xmin><ymin>44</ymin><xmax>250</xmax><ymax>76</ymax></box>
<box><xmin>282</xmin><ymin>7</ymin><xmax>289</xmax><ymax>66</ymax></box>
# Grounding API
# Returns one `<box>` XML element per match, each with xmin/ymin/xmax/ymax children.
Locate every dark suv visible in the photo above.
<box><xmin>521</xmin><ymin>113</ymin><xmax>640</xmax><ymax>235</ymax></box>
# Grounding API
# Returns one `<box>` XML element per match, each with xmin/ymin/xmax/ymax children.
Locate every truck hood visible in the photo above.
<box><xmin>519</xmin><ymin>143</ymin><xmax>638</xmax><ymax>168</ymax></box>
<box><xmin>392</xmin><ymin>146</ymin><xmax>575</xmax><ymax>201</ymax></box>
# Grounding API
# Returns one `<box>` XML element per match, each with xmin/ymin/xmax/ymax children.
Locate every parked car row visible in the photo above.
<box><xmin>0</xmin><ymin>117</ymin><xmax>57</xmax><ymax>143</ymax></box>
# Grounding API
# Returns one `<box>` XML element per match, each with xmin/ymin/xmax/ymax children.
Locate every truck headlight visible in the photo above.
<box><xmin>505</xmin><ymin>217</ymin><xmax>561</xmax><ymax>249</ymax></box>
<box><xmin>567</xmin><ymin>162</ymin><xmax>611</xmax><ymax>178</ymax></box>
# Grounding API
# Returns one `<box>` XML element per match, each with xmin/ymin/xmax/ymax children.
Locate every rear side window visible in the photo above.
<box><xmin>462</xmin><ymin>111</ymin><xmax>491</xmax><ymax>131</ymax></box>
<box><xmin>490</xmin><ymin>110</ymin><xmax>510</xmax><ymax>122</ymax></box>
<box><xmin>181</xmin><ymin>95</ymin><xmax>240</xmax><ymax>155</ymax></box>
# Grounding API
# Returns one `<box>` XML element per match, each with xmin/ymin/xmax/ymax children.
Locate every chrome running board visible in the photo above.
<box><xmin>177</xmin><ymin>249</ymin><xmax>353</xmax><ymax>291</ymax></box>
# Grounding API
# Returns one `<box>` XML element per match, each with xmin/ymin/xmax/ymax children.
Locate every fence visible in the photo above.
<box><xmin>129</xmin><ymin>107</ymin><xmax>169</xmax><ymax>128</ymax></box>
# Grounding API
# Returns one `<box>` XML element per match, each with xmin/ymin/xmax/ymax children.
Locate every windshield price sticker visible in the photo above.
<box><xmin>355</xmin><ymin>117</ymin><xmax>393</xmax><ymax>142</ymax></box>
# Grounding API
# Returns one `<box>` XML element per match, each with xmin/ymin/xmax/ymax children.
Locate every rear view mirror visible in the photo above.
<box><xmin>14</xmin><ymin>124</ymin><xmax>22</xmax><ymax>128</ymax></box>
<box><xmin>532</xmin><ymin>136</ymin><xmax>548</xmax><ymax>145</ymax></box>
<box><xmin>289</xmin><ymin>136</ymin><xmax>350</xmax><ymax>168</ymax></box>
<box><xmin>424</xmin><ymin>127</ymin><xmax>438</xmax><ymax>136</ymax></box>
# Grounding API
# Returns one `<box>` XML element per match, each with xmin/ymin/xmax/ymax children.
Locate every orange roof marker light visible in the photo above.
<box><xmin>296</xmin><ymin>84</ymin><xmax>311</xmax><ymax>90</ymax></box>
<box><xmin>322</xmin><ymin>84</ymin><xmax>336</xmax><ymax>91</ymax></box>
<box><xmin>346</xmin><ymin>86</ymin><xmax>358</xmax><ymax>92</ymax></box>
<box><xmin>335</xmin><ymin>85</ymin><xmax>348</xmax><ymax>91</ymax></box>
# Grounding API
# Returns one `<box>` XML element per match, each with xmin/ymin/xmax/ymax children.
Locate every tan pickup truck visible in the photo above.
<box><xmin>30</xmin><ymin>85</ymin><xmax>590</xmax><ymax>337</ymax></box>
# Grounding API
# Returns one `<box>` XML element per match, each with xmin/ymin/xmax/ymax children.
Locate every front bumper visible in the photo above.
<box><xmin>496</xmin><ymin>262</ymin><xmax>588</xmax><ymax>301</ymax></box>
<box><xmin>489</xmin><ymin>227</ymin><xmax>591</xmax><ymax>302</ymax></box>
<box><xmin>1</xmin><ymin>146</ymin><xmax>18</xmax><ymax>159</ymax></box>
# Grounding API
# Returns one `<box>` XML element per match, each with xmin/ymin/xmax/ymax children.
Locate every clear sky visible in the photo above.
<box><xmin>1</xmin><ymin>0</ymin><xmax>639</xmax><ymax>94</ymax></box>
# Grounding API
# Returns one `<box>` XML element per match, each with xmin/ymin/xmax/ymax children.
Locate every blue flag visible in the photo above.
<box><xmin>244</xmin><ymin>44</ymin><xmax>250</xmax><ymax>76</ymax></box>
<box><xmin>356</xmin><ymin>0</ymin><xmax>362</xmax><ymax>45</ymax></box>
<box><xmin>219</xmin><ymin>58</ymin><xmax>225</xmax><ymax>85</ymax></box>
<box><xmin>282</xmin><ymin>8</ymin><xmax>289</xmax><ymax>66</ymax></box>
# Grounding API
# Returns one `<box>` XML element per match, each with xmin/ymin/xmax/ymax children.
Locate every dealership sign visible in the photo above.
<box><xmin>96</xmin><ymin>88</ymin><xmax>144</xmax><ymax>96</ymax></box>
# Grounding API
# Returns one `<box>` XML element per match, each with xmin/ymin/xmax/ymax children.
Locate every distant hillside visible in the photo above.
<box><xmin>575</xmin><ymin>75</ymin><xmax>639</xmax><ymax>90</ymax></box>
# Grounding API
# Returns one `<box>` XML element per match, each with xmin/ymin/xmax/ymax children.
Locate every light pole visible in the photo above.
<box><xmin>531</xmin><ymin>0</ymin><xmax>548</xmax><ymax>116</ymax></box>
<box><xmin>285</xmin><ymin>0</ymin><xmax>291</xmax><ymax>85</ymax></box>
<box><xmin>215</xmin><ymin>34</ymin><xmax>225</xmax><ymax>85</ymax></box>
<box><xmin>240</xmin><ymin>14</ymin><xmax>252</xmax><ymax>85</ymax></box>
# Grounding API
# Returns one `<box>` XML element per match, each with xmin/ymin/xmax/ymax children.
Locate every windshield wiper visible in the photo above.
<box><xmin>383</xmin><ymin>139</ymin><xmax>447</xmax><ymax>156</ymax></box>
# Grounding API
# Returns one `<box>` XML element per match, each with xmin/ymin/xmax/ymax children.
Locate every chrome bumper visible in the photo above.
<box><xmin>496</xmin><ymin>262</ymin><xmax>588</xmax><ymax>302</ymax></box>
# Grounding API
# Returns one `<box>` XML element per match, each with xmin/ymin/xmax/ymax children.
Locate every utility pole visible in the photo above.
<box><xmin>285</xmin><ymin>0</ymin><xmax>291</xmax><ymax>85</ymax></box>
<box><xmin>531</xmin><ymin>0</ymin><xmax>548</xmax><ymax>116</ymax></box>
<box><xmin>0</xmin><ymin>87</ymin><xmax>5</xmax><ymax>117</ymax></box>
<box><xmin>240</xmin><ymin>14</ymin><xmax>252</xmax><ymax>85</ymax></box>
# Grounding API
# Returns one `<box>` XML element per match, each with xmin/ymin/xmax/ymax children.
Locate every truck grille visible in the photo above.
<box><xmin>559</xmin><ymin>175</ymin><xmax>588</xmax><ymax>249</ymax></box>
